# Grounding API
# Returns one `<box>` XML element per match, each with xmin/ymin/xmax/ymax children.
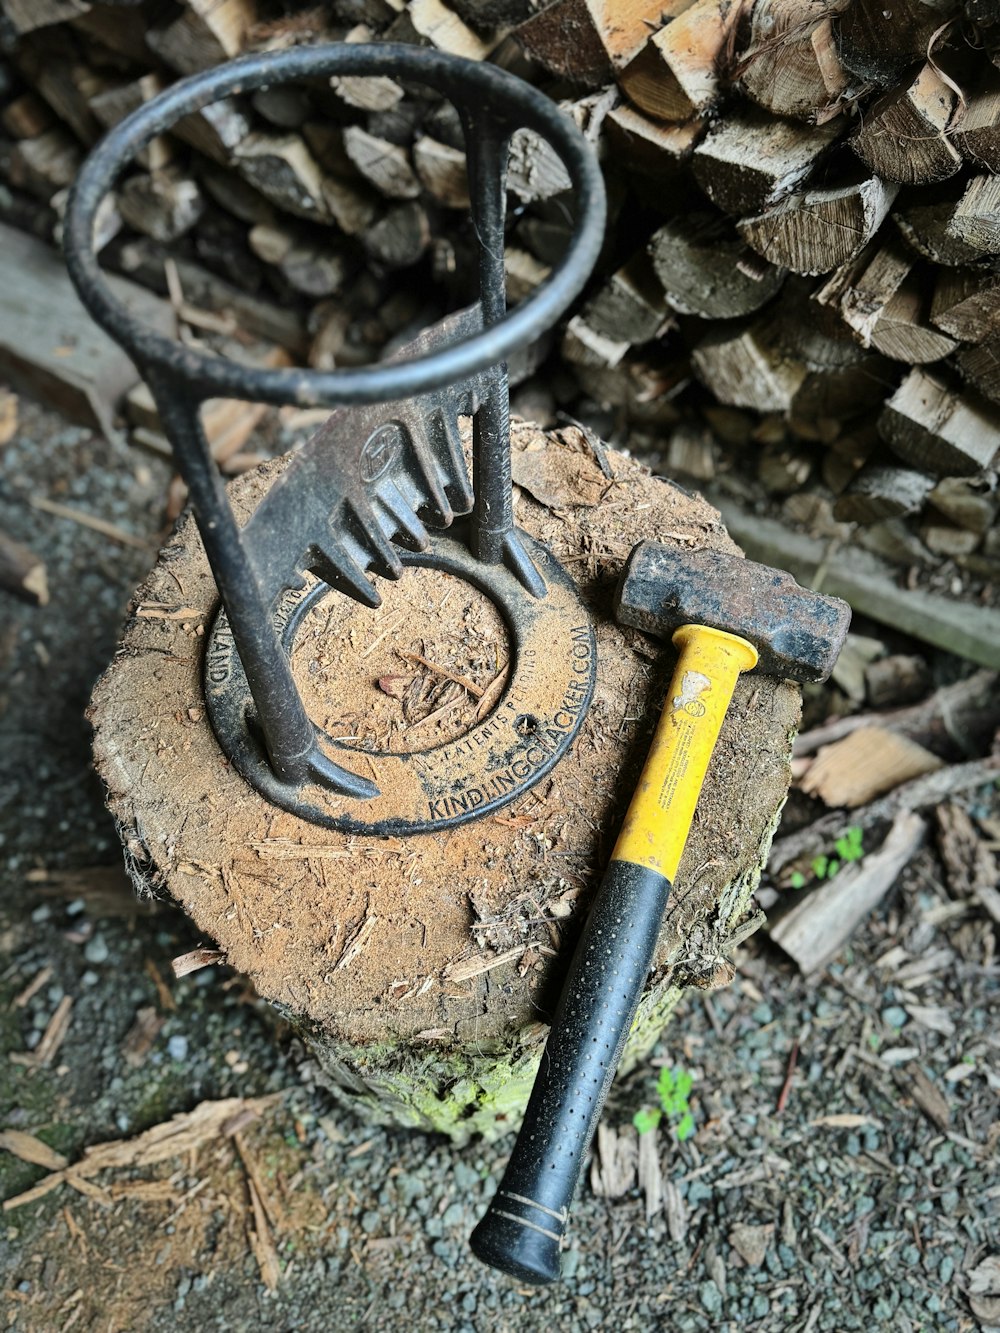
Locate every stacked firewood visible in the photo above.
<box><xmin>0</xmin><ymin>0</ymin><xmax>998</xmax><ymax>577</ymax></box>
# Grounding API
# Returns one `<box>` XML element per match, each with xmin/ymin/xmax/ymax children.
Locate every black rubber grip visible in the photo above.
<box><xmin>469</xmin><ymin>860</ymin><xmax>672</xmax><ymax>1284</ymax></box>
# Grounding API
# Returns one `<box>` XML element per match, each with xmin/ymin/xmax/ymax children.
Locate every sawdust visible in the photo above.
<box><xmin>89</xmin><ymin>421</ymin><xmax>800</xmax><ymax>1047</ymax></box>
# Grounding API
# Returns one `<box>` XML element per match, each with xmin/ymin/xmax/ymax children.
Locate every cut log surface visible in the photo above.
<box><xmin>930</xmin><ymin>266</ymin><xmax>1000</xmax><ymax>343</ymax></box>
<box><xmin>89</xmin><ymin>425</ymin><xmax>799</xmax><ymax>1140</ymax></box>
<box><xmin>834</xmin><ymin>464</ymin><xmax>937</xmax><ymax>522</ymax></box>
<box><xmin>945</xmin><ymin>174</ymin><xmax>1000</xmax><ymax>256</ymax></box>
<box><xmin>692</xmin><ymin>323</ymin><xmax>807</xmax><ymax>412</ymax></box>
<box><xmin>736</xmin><ymin>0</ymin><xmax>850</xmax><ymax>121</ymax></box>
<box><xmin>649</xmin><ymin>214</ymin><xmax>786</xmax><ymax>319</ymax></box>
<box><xmin>837</xmin><ymin>0</ymin><xmax>956</xmax><ymax>87</ymax></box>
<box><xmin>602</xmin><ymin>105</ymin><xmax>703</xmax><ymax>177</ymax></box>
<box><xmin>234</xmin><ymin>133</ymin><xmax>331</xmax><ymax>223</ymax></box>
<box><xmin>879</xmin><ymin>368</ymin><xmax>1000</xmax><ymax>475</ymax></box>
<box><xmin>850</xmin><ymin>63</ymin><xmax>961</xmax><ymax>184</ymax></box>
<box><xmin>692</xmin><ymin>108</ymin><xmax>841</xmax><ymax>216</ymax></box>
<box><xmin>953</xmin><ymin>68</ymin><xmax>1000</xmax><ymax>171</ymax></box>
<box><xmin>738</xmin><ymin>176</ymin><xmax>899</xmax><ymax>275</ymax></box>
<box><xmin>146</xmin><ymin>0</ymin><xmax>257</xmax><ymax>76</ymax></box>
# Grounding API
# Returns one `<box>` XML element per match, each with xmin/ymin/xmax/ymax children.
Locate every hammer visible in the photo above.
<box><xmin>470</xmin><ymin>541</ymin><xmax>851</xmax><ymax>1285</ymax></box>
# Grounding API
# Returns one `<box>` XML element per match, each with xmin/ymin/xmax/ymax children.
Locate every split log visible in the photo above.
<box><xmin>5</xmin><ymin>127</ymin><xmax>81</xmax><ymax>200</ymax></box>
<box><xmin>735</xmin><ymin>0</ymin><xmax>851</xmax><ymax>122</ymax></box>
<box><xmin>173</xmin><ymin>98</ymin><xmax>252</xmax><ymax>166</ymax></box>
<box><xmin>865</xmin><ymin>276</ymin><xmax>958</xmax><ymax>363</ymax></box>
<box><xmin>892</xmin><ymin>178</ymin><xmax>991</xmax><ymax>267</ymax></box>
<box><xmin>514</xmin><ymin>0</ymin><xmax>685</xmax><ymax>87</ymax></box>
<box><xmin>117</xmin><ymin>169</ymin><xmax>205</xmax><ymax>243</ymax></box>
<box><xmin>648</xmin><ymin>213</ymin><xmax>786</xmax><ymax>319</ymax></box>
<box><xmin>944</xmin><ymin>174</ymin><xmax>1000</xmax><ymax>257</ymax></box>
<box><xmin>919</xmin><ymin>519</ymin><xmax>982</xmax><ymax>556</ymax></box>
<box><xmin>878</xmin><ymin>367</ymin><xmax>1000</xmax><ymax>474</ymax></box>
<box><xmin>0</xmin><ymin>0</ymin><xmax>91</xmax><ymax>35</ymax></box>
<box><xmin>361</xmin><ymin>200</ymin><xmax>430</xmax><ymax>268</ymax></box>
<box><xmin>692</xmin><ymin>108</ymin><xmax>842</xmax><ymax>216</ymax></box>
<box><xmin>146</xmin><ymin>0</ymin><xmax>257</xmax><ymax>77</ymax></box>
<box><xmin>343</xmin><ymin>125</ymin><xmax>421</xmax><ymax>199</ymax></box>
<box><xmin>930</xmin><ymin>266</ymin><xmax>1000</xmax><ymax>343</ymax></box>
<box><xmin>582</xmin><ymin>251</ymin><xmax>672</xmax><ymax>344</ymax></box>
<box><xmin>619</xmin><ymin>0</ymin><xmax>735</xmax><ymax>122</ymax></box>
<box><xmin>234</xmin><ymin>133</ymin><xmax>331</xmax><ymax>223</ymax></box>
<box><xmin>927</xmin><ymin>474</ymin><xmax>998</xmax><ymax>532</ymax></box>
<box><xmin>836</xmin><ymin>0</ymin><xmax>959</xmax><ymax>87</ymax></box>
<box><xmin>691</xmin><ymin>322</ymin><xmax>807</xmax><ymax>412</ymax></box>
<box><xmin>0</xmin><ymin>531</ymin><xmax>48</xmax><ymax>605</ymax></box>
<box><xmin>384</xmin><ymin>0</ymin><xmax>492</xmax><ymax>60</ymax></box>
<box><xmin>738</xmin><ymin>175</ymin><xmax>899</xmax><ymax>275</ymax></box>
<box><xmin>503</xmin><ymin>247</ymin><xmax>551</xmax><ymax>304</ymax></box>
<box><xmin>602</xmin><ymin>105</ymin><xmax>703</xmax><ymax>178</ymax></box>
<box><xmin>251</xmin><ymin>87</ymin><xmax>311</xmax><ymax>131</ymax></box>
<box><xmin>15</xmin><ymin>48</ymin><xmax>104</xmax><ymax>145</ymax></box>
<box><xmin>813</xmin><ymin>239</ymin><xmax>912</xmax><ymax>346</ymax></box>
<box><xmin>247</xmin><ymin>224</ymin><xmax>349</xmax><ymax>298</ymax></box>
<box><xmin>1</xmin><ymin>91</ymin><xmax>55</xmax><ymax>140</ymax></box>
<box><xmin>800</xmin><ymin>726</ymin><xmax>943</xmax><ymax>807</ymax></box>
<box><xmin>833</xmin><ymin>463</ymin><xmax>937</xmax><ymax>522</ymax></box>
<box><xmin>863</xmin><ymin>654</ymin><xmax>931</xmax><ymax>708</ymax></box>
<box><xmin>561</xmin><ymin>314</ymin><xmax>629</xmax><ymax>371</ymax></box>
<box><xmin>954</xmin><ymin>334</ymin><xmax>1000</xmax><ymax>403</ymax></box>
<box><xmin>953</xmin><ymin>66</ymin><xmax>1000</xmax><ymax>170</ymax></box>
<box><xmin>200</xmin><ymin>170</ymin><xmax>278</xmax><ymax>228</ymax></box>
<box><xmin>850</xmin><ymin>63</ymin><xmax>962</xmax><ymax>184</ymax></box>
<box><xmin>332</xmin><ymin>25</ymin><xmax>405</xmax><ymax>112</ymax></box>
<box><xmin>0</xmin><ymin>221</ymin><xmax>173</xmax><ymax>438</ymax></box>
<box><xmin>88</xmin><ymin>425</ymin><xmax>799</xmax><ymax>1141</ymax></box>
<box><xmin>89</xmin><ymin>73</ymin><xmax>175</xmax><ymax>173</ymax></box>
<box><xmin>412</xmin><ymin>135</ymin><xmax>469</xmax><ymax>209</ymax></box>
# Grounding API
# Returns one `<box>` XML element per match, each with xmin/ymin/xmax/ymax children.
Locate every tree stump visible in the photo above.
<box><xmin>89</xmin><ymin>422</ymin><xmax>800</xmax><ymax>1144</ymax></box>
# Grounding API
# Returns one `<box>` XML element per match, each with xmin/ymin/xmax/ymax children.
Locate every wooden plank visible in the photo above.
<box><xmin>0</xmin><ymin>220</ymin><xmax>174</xmax><ymax>438</ymax></box>
<box><xmin>712</xmin><ymin>498</ymin><xmax>1000</xmax><ymax>668</ymax></box>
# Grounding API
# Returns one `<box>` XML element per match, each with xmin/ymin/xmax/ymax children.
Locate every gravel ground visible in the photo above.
<box><xmin>1</xmin><ymin>400</ymin><xmax>997</xmax><ymax>1332</ymax></box>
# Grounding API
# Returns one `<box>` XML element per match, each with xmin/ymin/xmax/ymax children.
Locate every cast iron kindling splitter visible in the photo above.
<box><xmin>65</xmin><ymin>44</ymin><xmax>607</xmax><ymax>836</ymax></box>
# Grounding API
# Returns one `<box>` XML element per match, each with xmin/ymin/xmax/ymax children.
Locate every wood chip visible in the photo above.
<box><xmin>589</xmin><ymin>1122</ymin><xmax>638</xmax><ymax>1199</ymax></box>
<box><xmin>171</xmin><ymin>947</ymin><xmax>226</xmax><ymax>978</ymax></box>
<box><xmin>800</xmin><ymin>726</ymin><xmax>943</xmax><ymax>808</ymax></box>
<box><xmin>10</xmin><ymin>995</ymin><xmax>73</xmax><ymax>1069</ymax></box>
<box><xmin>30</xmin><ymin>496</ymin><xmax>151</xmax><ymax>550</ymax></box>
<box><xmin>443</xmin><ymin>944</ymin><xmax>527</xmax><ymax>983</ymax></box>
<box><xmin>13</xmin><ymin>965</ymin><xmax>52</xmax><ymax>1008</ymax></box>
<box><xmin>0</xmin><ymin>1130</ymin><xmax>69</xmax><ymax>1171</ymax></box>
<box><xmin>893</xmin><ymin>1062</ymin><xmax>950</xmax><ymax>1130</ymax></box>
<box><xmin>810</xmin><ymin>1113</ymin><xmax>883</xmax><ymax>1130</ymax></box>
<box><xmin>121</xmin><ymin>1006</ymin><xmax>164</xmax><ymax>1067</ymax></box>
<box><xmin>637</xmin><ymin>1126</ymin><xmax>663</xmax><ymax>1221</ymax></box>
<box><xmin>729</xmin><ymin>1221</ymin><xmax>774</xmax><ymax>1267</ymax></box>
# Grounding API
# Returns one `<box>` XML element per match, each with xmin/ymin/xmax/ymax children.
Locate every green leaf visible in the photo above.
<box><xmin>633</xmin><ymin>1107</ymin><xmax>661</xmax><ymax>1135</ymax></box>
<box><xmin>789</xmin><ymin>871</ymin><xmax>806</xmax><ymax>889</ymax></box>
<box><xmin>835</xmin><ymin>826</ymin><xmax>864</xmax><ymax>862</ymax></box>
<box><xmin>674</xmin><ymin>1069</ymin><xmax>693</xmax><ymax>1102</ymax></box>
<box><xmin>812</xmin><ymin>854</ymin><xmax>829</xmax><ymax>879</ymax></box>
<box><xmin>827</xmin><ymin>858</ymin><xmax>840</xmax><ymax>878</ymax></box>
<box><xmin>676</xmin><ymin>1112</ymin><xmax>695</xmax><ymax>1142</ymax></box>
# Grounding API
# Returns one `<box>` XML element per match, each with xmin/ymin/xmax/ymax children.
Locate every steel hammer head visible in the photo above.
<box><xmin>614</xmin><ymin>542</ymin><xmax>851</xmax><ymax>683</ymax></box>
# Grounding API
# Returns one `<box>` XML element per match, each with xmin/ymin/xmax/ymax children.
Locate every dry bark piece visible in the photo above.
<box><xmin>692</xmin><ymin>108</ymin><xmax>842</xmax><ymax>216</ymax></box>
<box><xmin>850</xmin><ymin>63</ymin><xmax>962</xmax><ymax>184</ymax></box>
<box><xmin>649</xmin><ymin>213</ymin><xmax>786</xmax><ymax>319</ymax></box>
<box><xmin>514</xmin><ymin>0</ymin><xmax>678</xmax><ymax>85</ymax></box>
<box><xmin>0</xmin><ymin>531</ymin><xmax>49</xmax><ymax>605</ymax></box>
<box><xmin>89</xmin><ymin>427</ymin><xmax>799</xmax><ymax>1141</ymax></box>
<box><xmin>799</xmin><ymin>726</ymin><xmax>943</xmax><ymax>807</ymax></box>
<box><xmin>619</xmin><ymin>0</ymin><xmax>734</xmax><ymax>122</ymax></box>
<box><xmin>1</xmin><ymin>91</ymin><xmax>55</xmax><ymax>140</ymax></box>
<box><xmin>864</xmin><ymin>654</ymin><xmax>930</xmax><ymax>708</ymax></box>
<box><xmin>736</xmin><ymin>0</ymin><xmax>850</xmax><ymax>121</ymax></box>
<box><xmin>878</xmin><ymin>368</ymin><xmax>1000</xmax><ymax>475</ymax></box>
<box><xmin>738</xmin><ymin>176</ymin><xmax>899</xmax><ymax>275</ymax></box>
<box><xmin>769</xmin><ymin>810</ymin><xmax>927</xmax><ymax>973</ymax></box>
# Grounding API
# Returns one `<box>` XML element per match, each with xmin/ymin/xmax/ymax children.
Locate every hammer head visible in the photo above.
<box><xmin>614</xmin><ymin>542</ymin><xmax>851</xmax><ymax>683</ymax></box>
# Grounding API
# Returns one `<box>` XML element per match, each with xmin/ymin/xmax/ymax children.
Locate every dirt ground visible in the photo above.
<box><xmin>1</xmin><ymin>398</ymin><xmax>997</xmax><ymax>1333</ymax></box>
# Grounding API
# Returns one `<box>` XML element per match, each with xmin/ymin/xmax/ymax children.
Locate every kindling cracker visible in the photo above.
<box><xmin>65</xmin><ymin>44</ymin><xmax>607</xmax><ymax>834</ymax></box>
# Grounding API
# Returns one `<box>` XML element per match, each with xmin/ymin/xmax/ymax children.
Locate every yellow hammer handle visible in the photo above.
<box><xmin>611</xmin><ymin>624</ymin><xmax>759</xmax><ymax>880</ymax></box>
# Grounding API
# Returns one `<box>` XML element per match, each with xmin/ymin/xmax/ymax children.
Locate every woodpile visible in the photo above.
<box><xmin>0</xmin><ymin>0</ymin><xmax>998</xmax><ymax>579</ymax></box>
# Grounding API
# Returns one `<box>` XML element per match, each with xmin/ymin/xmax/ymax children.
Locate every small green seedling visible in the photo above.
<box><xmin>633</xmin><ymin>1066</ymin><xmax>695</xmax><ymax>1140</ymax></box>
<box><xmin>789</xmin><ymin>826</ymin><xmax>864</xmax><ymax>888</ymax></box>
